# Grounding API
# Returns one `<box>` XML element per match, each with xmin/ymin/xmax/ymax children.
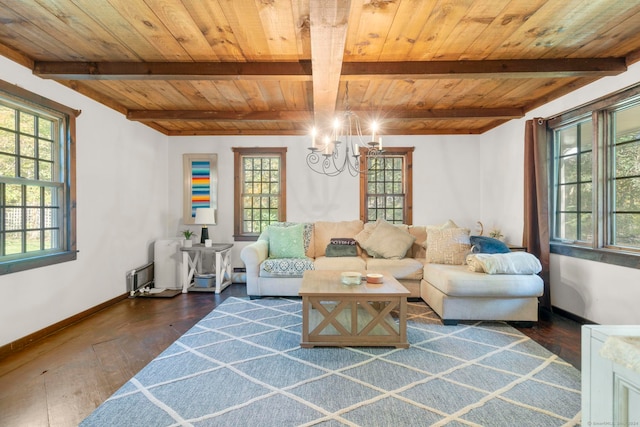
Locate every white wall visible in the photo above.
<box><xmin>166</xmin><ymin>134</ymin><xmax>483</xmax><ymax>264</ymax></box>
<box><xmin>479</xmin><ymin>62</ymin><xmax>640</xmax><ymax>325</ymax></box>
<box><xmin>0</xmin><ymin>57</ymin><xmax>169</xmax><ymax>346</ymax></box>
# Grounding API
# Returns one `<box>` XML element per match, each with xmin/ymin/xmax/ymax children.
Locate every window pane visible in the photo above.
<box><xmin>5</xmin><ymin>232</ymin><xmax>22</xmax><ymax>255</ymax></box>
<box><xmin>20</xmin><ymin>113</ymin><xmax>35</xmax><ymax>135</ymax></box>
<box><xmin>44</xmin><ymin>208</ymin><xmax>55</xmax><ymax>228</ymax></box>
<box><xmin>26</xmin><ymin>232</ymin><xmax>41</xmax><ymax>252</ymax></box>
<box><xmin>580</xmin><ymin>213</ymin><xmax>593</xmax><ymax>242</ymax></box>
<box><xmin>39</xmin><ymin>161</ymin><xmax>52</xmax><ymax>181</ymax></box>
<box><xmin>614</xmin><ymin>104</ymin><xmax>640</xmax><ymax>143</ymax></box>
<box><xmin>5</xmin><ymin>207</ymin><xmax>22</xmax><ymax>230</ymax></box>
<box><xmin>0</xmin><ymin>105</ymin><xmax>15</xmax><ymax>130</ymax></box>
<box><xmin>559</xmin><ymin>156</ymin><xmax>577</xmax><ymax>183</ymax></box>
<box><xmin>558</xmin><ymin>183</ymin><xmax>577</xmax><ymax>211</ymax></box>
<box><xmin>558</xmin><ymin>127</ymin><xmax>577</xmax><ymax>155</ymax></box>
<box><xmin>580</xmin><ymin>151</ymin><xmax>592</xmax><ymax>181</ymax></box>
<box><xmin>580</xmin><ymin>120</ymin><xmax>593</xmax><ymax>151</ymax></box>
<box><xmin>612</xmin><ymin>213</ymin><xmax>640</xmax><ymax>247</ymax></box>
<box><xmin>20</xmin><ymin>158</ymin><xmax>35</xmax><ymax>179</ymax></box>
<box><xmin>557</xmin><ymin>213</ymin><xmax>577</xmax><ymax>240</ymax></box>
<box><xmin>26</xmin><ymin>207</ymin><xmax>40</xmax><ymax>229</ymax></box>
<box><xmin>39</xmin><ymin>139</ymin><xmax>53</xmax><ymax>161</ymax></box>
<box><xmin>43</xmin><ymin>229</ymin><xmax>53</xmax><ymax>250</ymax></box>
<box><xmin>6</xmin><ymin>184</ymin><xmax>22</xmax><ymax>205</ymax></box>
<box><xmin>38</xmin><ymin>118</ymin><xmax>53</xmax><ymax>139</ymax></box>
<box><xmin>0</xmin><ymin>129</ymin><xmax>15</xmax><ymax>153</ymax></box>
<box><xmin>580</xmin><ymin>183</ymin><xmax>592</xmax><ymax>211</ymax></box>
<box><xmin>26</xmin><ymin>185</ymin><xmax>41</xmax><ymax>206</ymax></box>
<box><xmin>614</xmin><ymin>141</ymin><xmax>640</xmax><ymax>177</ymax></box>
<box><xmin>21</xmin><ymin>136</ymin><xmax>35</xmax><ymax>157</ymax></box>
<box><xmin>614</xmin><ymin>177</ymin><xmax>640</xmax><ymax>211</ymax></box>
<box><xmin>0</xmin><ymin>154</ymin><xmax>15</xmax><ymax>177</ymax></box>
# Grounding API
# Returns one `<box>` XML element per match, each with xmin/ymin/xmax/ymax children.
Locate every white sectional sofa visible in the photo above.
<box><xmin>240</xmin><ymin>219</ymin><xmax>544</xmax><ymax>324</ymax></box>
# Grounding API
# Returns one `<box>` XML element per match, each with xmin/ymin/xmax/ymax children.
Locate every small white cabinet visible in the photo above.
<box><xmin>582</xmin><ymin>325</ymin><xmax>640</xmax><ymax>425</ymax></box>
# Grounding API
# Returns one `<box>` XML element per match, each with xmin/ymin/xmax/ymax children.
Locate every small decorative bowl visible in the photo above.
<box><xmin>366</xmin><ymin>273</ymin><xmax>383</xmax><ymax>284</ymax></box>
<box><xmin>341</xmin><ymin>271</ymin><xmax>362</xmax><ymax>286</ymax></box>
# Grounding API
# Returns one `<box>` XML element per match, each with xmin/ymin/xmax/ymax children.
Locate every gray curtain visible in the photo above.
<box><xmin>523</xmin><ymin>118</ymin><xmax>551</xmax><ymax>311</ymax></box>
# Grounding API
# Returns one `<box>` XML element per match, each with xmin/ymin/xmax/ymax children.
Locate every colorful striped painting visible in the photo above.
<box><xmin>191</xmin><ymin>160</ymin><xmax>210</xmax><ymax>218</ymax></box>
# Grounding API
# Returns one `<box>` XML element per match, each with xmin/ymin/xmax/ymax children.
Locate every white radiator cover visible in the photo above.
<box><xmin>154</xmin><ymin>238</ymin><xmax>183</xmax><ymax>290</ymax></box>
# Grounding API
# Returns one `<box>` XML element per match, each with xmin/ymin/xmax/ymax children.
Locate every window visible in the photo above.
<box><xmin>232</xmin><ymin>147</ymin><xmax>286</xmax><ymax>241</ymax></box>
<box><xmin>360</xmin><ymin>147</ymin><xmax>413</xmax><ymax>224</ymax></box>
<box><xmin>549</xmin><ymin>84</ymin><xmax>640</xmax><ymax>266</ymax></box>
<box><xmin>0</xmin><ymin>81</ymin><xmax>77</xmax><ymax>274</ymax></box>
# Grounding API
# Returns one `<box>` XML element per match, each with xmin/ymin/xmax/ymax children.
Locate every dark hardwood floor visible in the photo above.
<box><xmin>0</xmin><ymin>284</ymin><xmax>582</xmax><ymax>427</ymax></box>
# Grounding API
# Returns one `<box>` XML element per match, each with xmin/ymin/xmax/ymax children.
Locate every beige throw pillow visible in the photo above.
<box><xmin>356</xmin><ymin>219</ymin><xmax>415</xmax><ymax>259</ymax></box>
<box><xmin>426</xmin><ymin>228</ymin><xmax>471</xmax><ymax>265</ymax></box>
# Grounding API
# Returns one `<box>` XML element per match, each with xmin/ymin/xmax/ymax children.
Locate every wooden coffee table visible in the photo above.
<box><xmin>299</xmin><ymin>270</ymin><xmax>410</xmax><ymax>348</ymax></box>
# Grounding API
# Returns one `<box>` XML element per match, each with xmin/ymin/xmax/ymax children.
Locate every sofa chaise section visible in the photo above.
<box><xmin>421</xmin><ymin>263</ymin><xmax>544</xmax><ymax>325</ymax></box>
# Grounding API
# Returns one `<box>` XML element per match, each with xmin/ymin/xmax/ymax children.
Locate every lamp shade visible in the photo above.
<box><xmin>194</xmin><ymin>208</ymin><xmax>216</xmax><ymax>225</ymax></box>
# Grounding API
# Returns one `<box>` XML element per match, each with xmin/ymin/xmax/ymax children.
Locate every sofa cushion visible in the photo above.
<box><xmin>314</xmin><ymin>256</ymin><xmax>366</xmax><ymax>271</ymax></box>
<box><xmin>314</xmin><ymin>220</ymin><xmax>364</xmax><ymax>257</ymax></box>
<box><xmin>366</xmin><ymin>257</ymin><xmax>424</xmax><ymax>281</ymax></box>
<box><xmin>260</xmin><ymin>257</ymin><xmax>315</xmax><ymax>278</ymax></box>
<box><xmin>268</xmin><ymin>223</ymin><xmax>306</xmax><ymax>258</ymax></box>
<box><xmin>470</xmin><ymin>235</ymin><xmax>510</xmax><ymax>254</ymax></box>
<box><xmin>357</xmin><ymin>219</ymin><xmax>415</xmax><ymax>259</ymax></box>
<box><xmin>425</xmin><ymin>228</ymin><xmax>471</xmax><ymax>265</ymax></box>
<box><xmin>423</xmin><ymin>264</ymin><xmax>543</xmax><ymax>298</ymax></box>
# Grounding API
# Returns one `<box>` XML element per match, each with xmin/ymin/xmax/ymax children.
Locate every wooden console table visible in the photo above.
<box><xmin>180</xmin><ymin>243</ymin><xmax>233</xmax><ymax>294</ymax></box>
<box><xmin>299</xmin><ymin>270</ymin><xmax>409</xmax><ymax>348</ymax></box>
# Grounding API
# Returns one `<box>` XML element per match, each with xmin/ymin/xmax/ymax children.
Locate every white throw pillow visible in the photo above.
<box><xmin>473</xmin><ymin>252</ymin><xmax>542</xmax><ymax>275</ymax></box>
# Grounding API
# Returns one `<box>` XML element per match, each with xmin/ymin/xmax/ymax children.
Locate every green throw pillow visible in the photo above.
<box><xmin>268</xmin><ymin>223</ymin><xmax>306</xmax><ymax>258</ymax></box>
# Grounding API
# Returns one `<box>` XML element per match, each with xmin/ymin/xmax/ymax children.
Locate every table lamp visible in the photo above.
<box><xmin>194</xmin><ymin>208</ymin><xmax>216</xmax><ymax>244</ymax></box>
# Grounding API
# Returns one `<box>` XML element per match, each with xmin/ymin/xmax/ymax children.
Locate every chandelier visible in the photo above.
<box><xmin>306</xmin><ymin>83</ymin><xmax>384</xmax><ymax>177</ymax></box>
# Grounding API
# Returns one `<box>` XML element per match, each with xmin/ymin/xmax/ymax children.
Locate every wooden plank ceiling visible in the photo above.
<box><xmin>1</xmin><ymin>0</ymin><xmax>640</xmax><ymax>136</ymax></box>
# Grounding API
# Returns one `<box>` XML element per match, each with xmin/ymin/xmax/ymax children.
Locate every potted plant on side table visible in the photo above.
<box><xmin>181</xmin><ymin>229</ymin><xmax>196</xmax><ymax>247</ymax></box>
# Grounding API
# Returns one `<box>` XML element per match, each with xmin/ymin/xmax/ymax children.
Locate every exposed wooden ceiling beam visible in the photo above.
<box><xmin>32</xmin><ymin>61</ymin><xmax>313</xmax><ymax>80</ymax></box>
<box><xmin>341</xmin><ymin>58</ymin><xmax>627</xmax><ymax>79</ymax></box>
<box><xmin>126</xmin><ymin>110</ymin><xmax>312</xmax><ymax>121</ymax></box>
<box><xmin>33</xmin><ymin>57</ymin><xmax>626</xmax><ymax>81</ymax></box>
<box><xmin>126</xmin><ymin>108</ymin><xmax>522</xmax><ymax>122</ymax></box>
<box><xmin>309</xmin><ymin>0</ymin><xmax>351</xmax><ymax>122</ymax></box>
<box><xmin>164</xmin><ymin>128</ymin><xmax>487</xmax><ymax>136</ymax></box>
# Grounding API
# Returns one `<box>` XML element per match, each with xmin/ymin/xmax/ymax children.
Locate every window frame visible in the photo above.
<box><xmin>232</xmin><ymin>147</ymin><xmax>286</xmax><ymax>241</ymax></box>
<box><xmin>359</xmin><ymin>146</ymin><xmax>413</xmax><ymax>225</ymax></box>
<box><xmin>0</xmin><ymin>80</ymin><xmax>78</xmax><ymax>275</ymax></box>
<box><xmin>548</xmin><ymin>83</ymin><xmax>640</xmax><ymax>268</ymax></box>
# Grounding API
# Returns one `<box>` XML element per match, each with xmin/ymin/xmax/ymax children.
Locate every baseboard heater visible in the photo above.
<box><xmin>126</xmin><ymin>262</ymin><xmax>154</xmax><ymax>297</ymax></box>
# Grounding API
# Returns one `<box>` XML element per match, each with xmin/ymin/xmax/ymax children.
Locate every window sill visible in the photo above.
<box><xmin>0</xmin><ymin>251</ymin><xmax>78</xmax><ymax>275</ymax></box>
<box><xmin>550</xmin><ymin>243</ymin><xmax>640</xmax><ymax>270</ymax></box>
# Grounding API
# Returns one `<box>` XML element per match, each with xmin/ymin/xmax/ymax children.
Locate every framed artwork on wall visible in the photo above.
<box><xmin>183</xmin><ymin>153</ymin><xmax>218</xmax><ymax>225</ymax></box>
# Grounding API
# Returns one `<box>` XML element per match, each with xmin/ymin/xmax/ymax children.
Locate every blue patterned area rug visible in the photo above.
<box><xmin>81</xmin><ymin>297</ymin><xmax>581</xmax><ymax>426</ymax></box>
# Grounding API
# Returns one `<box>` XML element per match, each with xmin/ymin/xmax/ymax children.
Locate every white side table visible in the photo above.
<box><xmin>180</xmin><ymin>243</ymin><xmax>233</xmax><ymax>294</ymax></box>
